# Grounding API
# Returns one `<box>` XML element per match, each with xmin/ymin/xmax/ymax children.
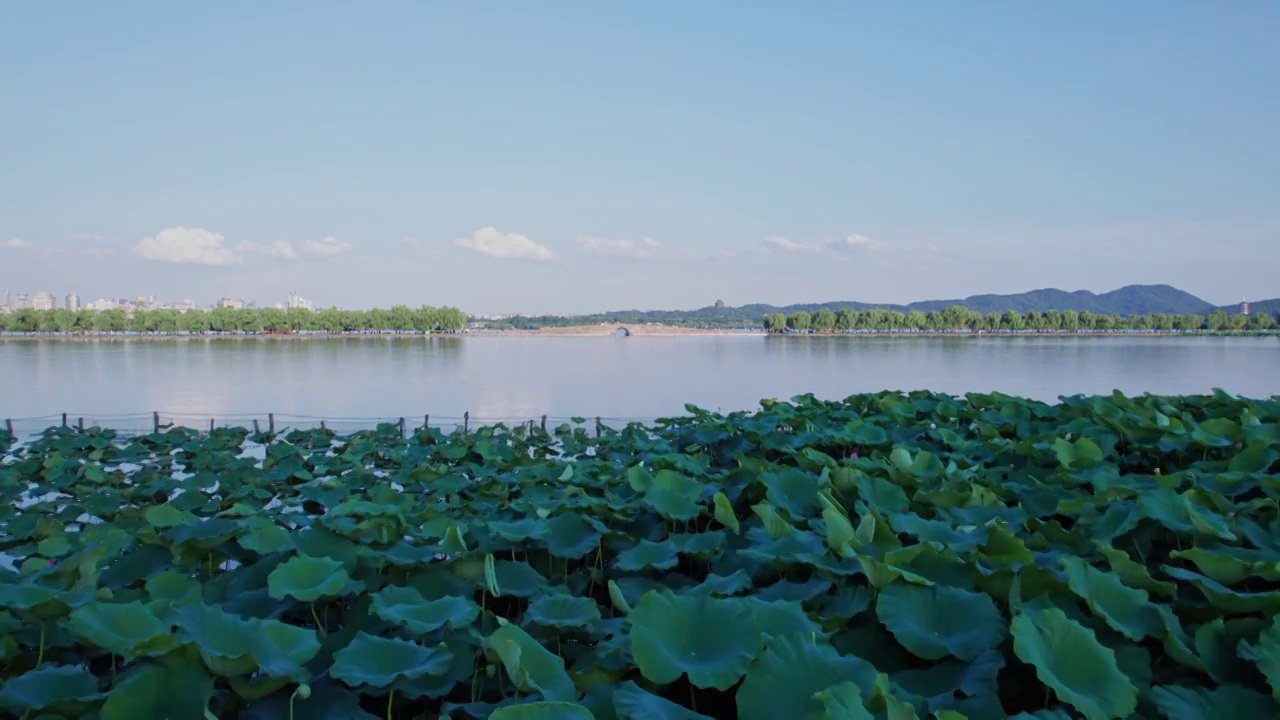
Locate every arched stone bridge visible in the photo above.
<box><xmin>529</xmin><ymin>324</ymin><xmax>745</xmax><ymax>336</ymax></box>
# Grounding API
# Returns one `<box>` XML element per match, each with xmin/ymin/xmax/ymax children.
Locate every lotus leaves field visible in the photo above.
<box><xmin>3</xmin><ymin>391</ymin><xmax>1280</xmax><ymax>719</ymax></box>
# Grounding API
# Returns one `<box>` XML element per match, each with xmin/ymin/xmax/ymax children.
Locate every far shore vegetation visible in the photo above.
<box><xmin>1</xmin><ymin>304</ymin><xmax>1276</xmax><ymax>337</ymax></box>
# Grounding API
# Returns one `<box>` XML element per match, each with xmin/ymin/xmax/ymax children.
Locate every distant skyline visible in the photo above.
<box><xmin>2</xmin><ymin>3</ymin><xmax>1277</xmax><ymax>314</ymax></box>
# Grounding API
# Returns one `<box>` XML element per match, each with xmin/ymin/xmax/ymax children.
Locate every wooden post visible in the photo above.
<box><xmin>320</xmin><ymin>420</ymin><xmax>326</xmax><ymax>431</ymax></box>
<box><xmin>209</xmin><ymin>418</ymin><xmax>214</xmax><ymax>433</ymax></box>
<box><xmin>423</xmin><ymin>414</ymin><xmax>429</xmax><ymax>431</ymax></box>
<box><xmin>4</xmin><ymin>419</ymin><xmax>12</xmax><ymax>435</ymax></box>
<box><xmin>596</xmin><ymin>417</ymin><xmax>602</xmax><ymax>438</ymax></box>
<box><xmin>268</xmin><ymin>413</ymin><xmax>275</xmax><ymax>433</ymax></box>
<box><xmin>153</xmin><ymin>412</ymin><xmax>160</xmax><ymax>433</ymax></box>
<box><xmin>541</xmin><ymin>415</ymin><xmax>547</xmax><ymax>432</ymax></box>
<box><xmin>253</xmin><ymin>419</ymin><xmax>260</xmax><ymax>434</ymax></box>
<box><xmin>78</xmin><ymin>417</ymin><xmax>85</xmax><ymax>432</ymax></box>
<box><xmin>398</xmin><ymin>417</ymin><xmax>406</xmax><ymax>438</ymax></box>
<box><xmin>463</xmin><ymin>412</ymin><xmax>469</xmax><ymax>433</ymax></box>
<box><xmin>62</xmin><ymin>412</ymin><xmax>68</xmax><ymax>427</ymax></box>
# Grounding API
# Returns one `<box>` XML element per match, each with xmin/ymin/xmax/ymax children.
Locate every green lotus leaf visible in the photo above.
<box><xmin>485</xmin><ymin>621</ymin><xmax>578</xmax><ymax>701</ymax></box>
<box><xmin>144</xmin><ymin>503</ymin><xmax>191</xmax><ymax>528</ymax></box>
<box><xmin>371</xmin><ymin>586</ymin><xmax>478</xmax><ymax>635</ymax></box>
<box><xmin>643</xmin><ymin>470</ymin><xmax>704</xmax><ymax>521</ymax></box>
<box><xmin>760</xmin><ymin>466</ymin><xmax>822</xmax><ymax>518</ymax></box>
<box><xmin>145</xmin><ymin>569</ymin><xmax>202</xmax><ymax>607</ymax></box>
<box><xmin>1053</xmin><ymin>436</ymin><xmax>1104</xmax><ymax>468</ymax></box>
<box><xmin>744</xmin><ymin>597</ymin><xmax>824</xmax><ymax>640</ymax></box>
<box><xmin>544</xmin><ymin>512</ymin><xmax>605</xmax><ymax>558</ymax></box>
<box><xmin>712</xmin><ymin>491</ymin><xmax>740</xmax><ymax>534</ymax></box>
<box><xmin>854</xmin><ymin>475</ymin><xmax>912</xmax><ymax>515</ymax></box>
<box><xmin>37</xmin><ymin>534</ymin><xmax>72</xmax><ymax>558</ymax></box>
<box><xmin>1153</xmin><ymin>605</ymin><xmax>1207</xmax><ymax>673</ymax></box>
<box><xmin>68</xmin><ymin>600</ymin><xmax>176</xmax><ymax>658</ymax></box>
<box><xmin>616</xmin><ymin>540</ymin><xmax>680</xmax><ymax>571</ymax></box>
<box><xmin>613</xmin><ymin>680</ymin><xmax>714</xmax><ymax>719</ymax></box>
<box><xmin>1228</xmin><ymin>440</ymin><xmax>1277</xmax><ymax>473</ymax></box>
<box><xmin>170</xmin><ymin>602</ymin><xmax>320</xmax><ymax>679</ymax></box>
<box><xmin>812</xmin><ymin>681</ymin><xmax>874</xmax><ymax>720</ymax></box>
<box><xmin>0</xmin><ymin>664</ymin><xmax>101</xmax><ymax>712</ymax></box>
<box><xmin>1170</xmin><ymin>547</ymin><xmax>1280</xmax><ymax>585</ymax></box>
<box><xmin>0</xmin><ymin>581</ymin><xmax>91</xmax><ymax>619</ymax></box>
<box><xmin>241</xmin><ymin>679</ymin><xmax>379</xmax><ymax>720</ymax></box>
<box><xmin>689</xmin><ymin>570</ymin><xmax>754</xmax><ymax>597</ymax></box>
<box><xmin>524</xmin><ymin>593</ymin><xmax>602</xmax><ymax>629</ymax></box>
<box><xmin>737</xmin><ymin>634</ymin><xmax>877</xmax><ymax>720</ymax></box>
<box><xmin>1061</xmin><ymin>557</ymin><xmax>1160</xmax><ymax>641</ymax></box>
<box><xmin>100</xmin><ymin>658</ymin><xmax>215</xmax><ymax>720</ymax></box>
<box><xmin>1150</xmin><ymin>684</ymin><xmax>1280</xmax><ymax>719</ymax></box>
<box><xmin>329</xmin><ymin>632</ymin><xmax>453</xmax><ymax>688</ymax></box>
<box><xmin>894</xmin><ymin>648</ymin><xmax>1004</xmax><ymax>708</ymax></box>
<box><xmin>751</xmin><ymin>502</ymin><xmax>795</xmax><ymax>539</ymax></box>
<box><xmin>491</xmin><ymin>560</ymin><xmax>548</xmax><ymax>597</ymax></box>
<box><xmin>1011</xmin><ymin>607</ymin><xmax>1138</xmax><ymax>720</ymax></box>
<box><xmin>667</xmin><ymin>531</ymin><xmax>726</xmax><ymax>557</ymax></box>
<box><xmin>267</xmin><ymin>555</ymin><xmax>352</xmax><ymax>601</ymax></box>
<box><xmin>1095</xmin><ymin>544</ymin><xmax>1177</xmax><ymax>597</ymax></box>
<box><xmin>238</xmin><ymin>517</ymin><xmax>295</xmax><ymax>554</ymax></box>
<box><xmin>876</xmin><ymin>582</ymin><xmax>1005</xmax><ymax>660</ymax></box>
<box><xmin>1238</xmin><ymin>615</ymin><xmax>1280</xmax><ymax>702</ymax></box>
<box><xmin>488</xmin><ymin>518</ymin><xmax>546</xmax><ymax>543</ymax></box>
<box><xmin>630</xmin><ymin>591</ymin><xmax>764</xmax><ymax>690</ymax></box>
<box><xmin>1162</xmin><ymin>566</ymin><xmax>1280</xmax><ymax>614</ymax></box>
<box><xmin>489</xmin><ymin>702</ymin><xmax>596</xmax><ymax>720</ymax></box>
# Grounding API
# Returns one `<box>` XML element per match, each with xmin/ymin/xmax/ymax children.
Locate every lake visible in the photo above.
<box><xmin>1</xmin><ymin>335</ymin><xmax>1277</xmax><ymax>434</ymax></box>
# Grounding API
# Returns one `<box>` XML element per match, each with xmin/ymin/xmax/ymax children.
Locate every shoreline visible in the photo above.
<box><xmin>0</xmin><ymin>327</ymin><xmax>1276</xmax><ymax>341</ymax></box>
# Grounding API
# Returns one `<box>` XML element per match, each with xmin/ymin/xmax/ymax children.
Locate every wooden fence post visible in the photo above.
<box><xmin>596</xmin><ymin>417</ymin><xmax>602</xmax><ymax>438</ymax></box>
<box><xmin>541</xmin><ymin>415</ymin><xmax>547</xmax><ymax>432</ymax></box>
<box><xmin>62</xmin><ymin>412</ymin><xmax>68</xmax><ymax>427</ymax></box>
<box><xmin>4</xmin><ymin>419</ymin><xmax>12</xmax><ymax>435</ymax></box>
<box><xmin>153</xmin><ymin>412</ymin><xmax>160</xmax><ymax>433</ymax></box>
<box><xmin>253</xmin><ymin>419</ymin><xmax>260</xmax><ymax>434</ymax></box>
<box><xmin>423</xmin><ymin>414</ymin><xmax>429</xmax><ymax>431</ymax></box>
<box><xmin>209</xmin><ymin>418</ymin><xmax>215</xmax><ymax>433</ymax></box>
<box><xmin>320</xmin><ymin>420</ymin><xmax>326</xmax><ymax>431</ymax></box>
<box><xmin>463</xmin><ymin>412</ymin><xmax>470</xmax><ymax>433</ymax></box>
<box><xmin>78</xmin><ymin>417</ymin><xmax>85</xmax><ymax>432</ymax></box>
<box><xmin>398</xmin><ymin>417</ymin><xmax>406</xmax><ymax>438</ymax></box>
<box><xmin>268</xmin><ymin>413</ymin><xmax>275</xmax><ymax>434</ymax></box>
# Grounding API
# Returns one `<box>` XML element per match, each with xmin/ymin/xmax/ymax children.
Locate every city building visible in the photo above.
<box><xmin>1241</xmin><ymin>298</ymin><xmax>1250</xmax><ymax>316</ymax></box>
<box><xmin>216</xmin><ymin>297</ymin><xmax>244</xmax><ymax>309</ymax></box>
<box><xmin>286</xmin><ymin>291</ymin><xmax>315</xmax><ymax>311</ymax></box>
<box><xmin>31</xmin><ymin>291</ymin><xmax>56</xmax><ymax>311</ymax></box>
<box><xmin>66</xmin><ymin>293</ymin><xmax>80</xmax><ymax>312</ymax></box>
<box><xmin>170</xmin><ymin>299</ymin><xmax>197</xmax><ymax>312</ymax></box>
<box><xmin>13</xmin><ymin>293</ymin><xmax>31</xmax><ymax>309</ymax></box>
<box><xmin>85</xmin><ymin>298</ymin><xmax>119</xmax><ymax>311</ymax></box>
<box><xmin>714</xmin><ymin>299</ymin><xmax>725</xmax><ymax>308</ymax></box>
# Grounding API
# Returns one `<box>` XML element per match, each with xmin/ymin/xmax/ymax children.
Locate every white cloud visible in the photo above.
<box><xmin>763</xmin><ymin>235</ymin><xmax>823</xmax><ymax>253</ymax></box>
<box><xmin>763</xmin><ymin>233</ymin><xmax>893</xmax><ymax>259</ymax></box>
<box><xmin>70</xmin><ymin>232</ymin><xmax>105</xmax><ymax>242</ymax></box>
<box><xmin>299</xmin><ymin>236</ymin><xmax>352</xmax><ymax>257</ymax></box>
<box><xmin>239</xmin><ymin>240</ymin><xmax>297</xmax><ymax>259</ymax></box>
<box><xmin>133</xmin><ymin>226</ymin><xmax>241</xmax><ymax>266</ymax></box>
<box><xmin>3</xmin><ymin>237</ymin><xmax>32</xmax><ymax>249</ymax></box>
<box><xmin>455</xmin><ymin>226</ymin><xmax>553</xmax><ymax>261</ymax></box>
<box><xmin>404</xmin><ymin>236</ymin><xmax>440</xmax><ymax>257</ymax></box>
<box><xmin>578</xmin><ymin>236</ymin><xmax>661</xmax><ymax>259</ymax></box>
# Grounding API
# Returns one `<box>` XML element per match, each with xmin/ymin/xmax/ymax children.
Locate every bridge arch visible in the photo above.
<box><xmin>613</xmin><ymin>327</ymin><xmax>632</xmax><ymax>337</ymax></box>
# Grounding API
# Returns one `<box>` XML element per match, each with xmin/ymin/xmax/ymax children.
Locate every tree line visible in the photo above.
<box><xmin>0</xmin><ymin>306</ymin><xmax>469</xmax><ymax>334</ymax></box>
<box><xmin>764</xmin><ymin>306</ymin><xmax>1277</xmax><ymax>333</ymax></box>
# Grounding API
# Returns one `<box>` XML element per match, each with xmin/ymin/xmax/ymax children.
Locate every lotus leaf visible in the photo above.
<box><xmin>629</xmin><ymin>591</ymin><xmax>763</xmax><ymax>689</ymax></box>
<box><xmin>613</xmin><ymin>680</ymin><xmax>714</xmax><ymax>719</ymax></box>
<box><xmin>1011</xmin><ymin>607</ymin><xmax>1138</xmax><ymax>720</ymax></box>
<box><xmin>1238</xmin><ymin>615</ymin><xmax>1280</xmax><ymax>702</ymax></box>
<box><xmin>485</xmin><ymin>621</ymin><xmax>578</xmax><ymax>701</ymax></box>
<box><xmin>0</xmin><ymin>664</ymin><xmax>100</xmax><ymax>712</ymax></box>
<box><xmin>1061</xmin><ymin>557</ymin><xmax>1161</xmax><ymax>640</ymax></box>
<box><xmin>876</xmin><ymin>582</ymin><xmax>1006</xmax><ymax>660</ymax></box>
<box><xmin>1150</xmin><ymin>684</ymin><xmax>1280</xmax><ymax>719</ymax></box>
<box><xmin>489</xmin><ymin>701</ymin><xmax>596</xmax><ymax>719</ymax></box>
<box><xmin>68</xmin><ymin>600</ymin><xmax>176</xmax><ymax>658</ymax></box>
<box><xmin>100</xmin><ymin>658</ymin><xmax>215</xmax><ymax>720</ymax></box>
<box><xmin>643</xmin><ymin>470</ymin><xmax>704</xmax><ymax>521</ymax></box>
<box><xmin>371</xmin><ymin>586</ymin><xmax>478</xmax><ymax>635</ymax></box>
<box><xmin>329</xmin><ymin>632</ymin><xmax>453</xmax><ymax>687</ymax></box>
<box><xmin>737</xmin><ymin>634</ymin><xmax>878</xmax><ymax>720</ymax></box>
<box><xmin>267</xmin><ymin>555</ymin><xmax>352</xmax><ymax>601</ymax></box>
<box><xmin>524</xmin><ymin>593</ymin><xmax>602</xmax><ymax>629</ymax></box>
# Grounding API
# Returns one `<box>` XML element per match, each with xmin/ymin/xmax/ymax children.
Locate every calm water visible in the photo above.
<box><xmin>1</xmin><ymin>336</ymin><xmax>1277</xmax><ymax>431</ymax></box>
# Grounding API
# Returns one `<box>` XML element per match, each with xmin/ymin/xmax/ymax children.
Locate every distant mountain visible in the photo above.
<box><xmin>502</xmin><ymin>284</ymin><xmax>1225</xmax><ymax>329</ymax></box>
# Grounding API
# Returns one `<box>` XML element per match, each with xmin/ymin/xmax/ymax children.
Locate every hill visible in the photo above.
<box><xmin>498</xmin><ymin>284</ymin><xmax>1221</xmax><ymax>328</ymax></box>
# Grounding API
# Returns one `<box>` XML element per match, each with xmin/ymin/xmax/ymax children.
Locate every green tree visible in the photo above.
<box><xmin>787</xmin><ymin>312</ymin><xmax>811</xmax><ymax>331</ymax></box>
<box><xmin>812</xmin><ymin>308</ymin><xmax>836</xmax><ymax>333</ymax></box>
<box><xmin>764</xmin><ymin>314</ymin><xmax>788</xmax><ymax>332</ymax></box>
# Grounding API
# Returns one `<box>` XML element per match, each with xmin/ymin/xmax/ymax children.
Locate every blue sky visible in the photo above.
<box><xmin>1</xmin><ymin>2</ymin><xmax>1276</xmax><ymax>314</ymax></box>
